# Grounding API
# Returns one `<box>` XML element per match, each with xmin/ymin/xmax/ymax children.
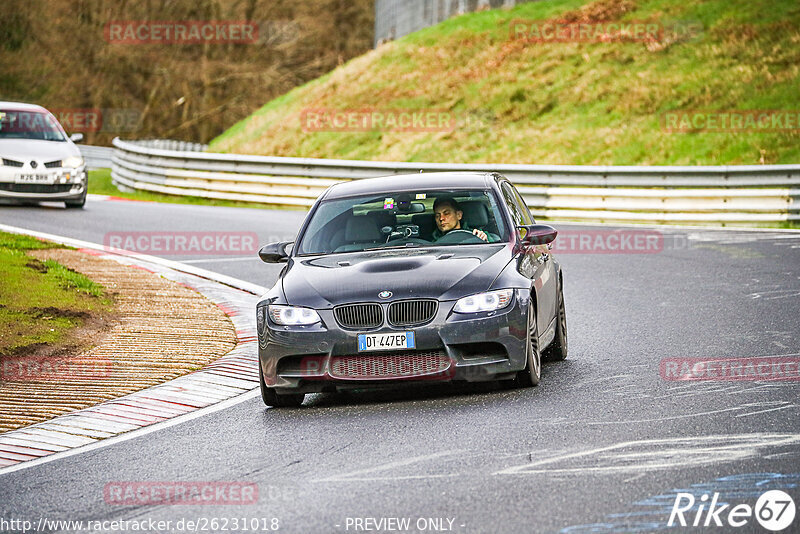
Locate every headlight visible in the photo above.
<box><xmin>453</xmin><ymin>289</ymin><xmax>513</xmax><ymax>314</ymax></box>
<box><xmin>268</xmin><ymin>305</ymin><xmax>321</xmax><ymax>326</ymax></box>
<box><xmin>63</xmin><ymin>156</ymin><xmax>84</xmax><ymax>168</ymax></box>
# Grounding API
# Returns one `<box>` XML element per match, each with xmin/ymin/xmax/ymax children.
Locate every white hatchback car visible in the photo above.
<box><xmin>0</xmin><ymin>102</ymin><xmax>88</xmax><ymax>208</ymax></box>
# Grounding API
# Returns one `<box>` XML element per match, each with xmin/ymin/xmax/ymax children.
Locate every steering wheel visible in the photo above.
<box><xmin>434</xmin><ymin>229</ymin><xmax>485</xmax><ymax>245</ymax></box>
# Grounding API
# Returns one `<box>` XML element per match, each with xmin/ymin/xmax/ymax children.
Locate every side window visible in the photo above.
<box><xmin>501</xmin><ymin>182</ymin><xmax>530</xmax><ymax>227</ymax></box>
<box><xmin>510</xmin><ymin>184</ymin><xmax>534</xmax><ymax>225</ymax></box>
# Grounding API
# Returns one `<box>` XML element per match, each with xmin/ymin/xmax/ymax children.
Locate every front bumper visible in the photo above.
<box><xmin>258</xmin><ymin>290</ymin><xmax>531</xmax><ymax>393</ymax></box>
<box><xmin>0</xmin><ymin>167</ymin><xmax>87</xmax><ymax>201</ymax></box>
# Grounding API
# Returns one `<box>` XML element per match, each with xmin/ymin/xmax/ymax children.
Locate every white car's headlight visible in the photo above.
<box><xmin>268</xmin><ymin>305</ymin><xmax>321</xmax><ymax>326</ymax></box>
<box><xmin>453</xmin><ymin>289</ymin><xmax>513</xmax><ymax>314</ymax></box>
<box><xmin>63</xmin><ymin>156</ymin><xmax>84</xmax><ymax>168</ymax></box>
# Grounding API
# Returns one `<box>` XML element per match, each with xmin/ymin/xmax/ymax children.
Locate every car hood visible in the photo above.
<box><xmin>0</xmin><ymin>139</ymin><xmax>79</xmax><ymax>161</ymax></box>
<box><xmin>282</xmin><ymin>244</ymin><xmax>512</xmax><ymax>308</ymax></box>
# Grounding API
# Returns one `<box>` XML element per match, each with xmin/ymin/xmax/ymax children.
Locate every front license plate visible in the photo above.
<box><xmin>358</xmin><ymin>331</ymin><xmax>415</xmax><ymax>352</ymax></box>
<box><xmin>16</xmin><ymin>173</ymin><xmax>53</xmax><ymax>184</ymax></box>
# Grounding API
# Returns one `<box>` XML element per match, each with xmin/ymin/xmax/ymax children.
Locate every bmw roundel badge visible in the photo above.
<box><xmin>378</xmin><ymin>290</ymin><xmax>393</xmax><ymax>299</ymax></box>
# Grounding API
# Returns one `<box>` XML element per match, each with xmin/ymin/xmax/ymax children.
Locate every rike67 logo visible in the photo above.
<box><xmin>669</xmin><ymin>490</ymin><xmax>796</xmax><ymax>531</ymax></box>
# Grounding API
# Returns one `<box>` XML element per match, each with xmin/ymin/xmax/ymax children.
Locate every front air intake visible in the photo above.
<box><xmin>329</xmin><ymin>350</ymin><xmax>451</xmax><ymax>380</ymax></box>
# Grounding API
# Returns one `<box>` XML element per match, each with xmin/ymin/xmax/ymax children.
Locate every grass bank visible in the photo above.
<box><xmin>0</xmin><ymin>231</ymin><xmax>114</xmax><ymax>357</ymax></box>
<box><xmin>210</xmin><ymin>0</ymin><xmax>800</xmax><ymax>165</ymax></box>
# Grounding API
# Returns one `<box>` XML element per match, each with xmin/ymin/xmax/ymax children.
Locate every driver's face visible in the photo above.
<box><xmin>434</xmin><ymin>205</ymin><xmax>462</xmax><ymax>233</ymax></box>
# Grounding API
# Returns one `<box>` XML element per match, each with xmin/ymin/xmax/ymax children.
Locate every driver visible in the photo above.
<box><xmin>432</xmin><ymin>197</ymin><xmax>495</xmax><ymax>242</ymax></box>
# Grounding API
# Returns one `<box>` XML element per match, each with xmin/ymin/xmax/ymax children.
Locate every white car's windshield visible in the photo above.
<box><xmin>297</xmin><ymin>189</ymin><xmax>508</xmax><ymax>255</ymax></box>
<box><xmin>0</xmin><ymin>109</ymin><xmax>67</xmax><ymax>142</ymax></box>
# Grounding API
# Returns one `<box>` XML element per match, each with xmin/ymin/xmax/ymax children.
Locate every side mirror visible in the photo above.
<box><xmin>517</xmin><ymin>224</ymin><xmax>558</xmax><ymax>245</ymax></box>
<box><xmin>259</xmin><ymin>241</ymin><xmax>293</xmax><ymax>263</ymax></box>
<box><xmin>70</xmin><ymin>133</ymin><xmax>84</xmax><ymax>143</ymax></box>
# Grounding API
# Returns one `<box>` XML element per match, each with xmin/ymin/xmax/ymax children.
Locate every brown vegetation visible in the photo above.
<box><xmin>0</xmin><ymin>0</ymin><xmax>373</xmax><ymax>144</ymax></box>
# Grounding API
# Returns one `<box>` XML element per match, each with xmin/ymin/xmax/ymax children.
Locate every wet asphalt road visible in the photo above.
<box><xmin>1</xmin><ymin>198</ymin><xmax>799</xmax><ymax>534</ymax></box>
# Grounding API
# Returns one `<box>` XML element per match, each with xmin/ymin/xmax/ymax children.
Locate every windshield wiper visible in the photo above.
<box><xmin>362</xmin><ymin>243</ymin><xmax>422</xmax><ymax>252</ymax></box>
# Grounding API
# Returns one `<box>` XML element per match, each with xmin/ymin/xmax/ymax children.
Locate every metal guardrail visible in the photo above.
<box><xmin>79</xmin><ymin>145</ymin><xmax>114</xmax><ymax>169</ymax></box>
<box><xmin>375</xmin><ymin>0</ymin><xmax>519</xmax><ymax>46</ymax></box>
<box><xmin>81</xmin><ymin>141</ymin><xmax>206</xmax><ymax>170</ymax></box>
<box><xmin>112</xmin><ymin>138</ymin><xmax>800</xmax><ymax>224</ymax></box>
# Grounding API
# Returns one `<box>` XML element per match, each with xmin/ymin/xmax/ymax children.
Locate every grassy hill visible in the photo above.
<box><xmin>210</xmin><ymin>0</ymin><xmax>800</xmax><ymax>165</ymax></box>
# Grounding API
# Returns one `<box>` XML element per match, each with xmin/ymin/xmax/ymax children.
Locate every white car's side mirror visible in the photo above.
<box><xmin>70</xmin><ymin>133</ymin><xmax>84</xmax><ymax>143</ymax></box>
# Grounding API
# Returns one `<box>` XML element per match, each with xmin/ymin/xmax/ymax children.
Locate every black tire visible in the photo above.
<box><xmin>65</xmin><ymin>192</ymin><xmax>86</xmax><ymax>209</ymax></box>
<box><xmin>259</xmin><ymin>364</ymin><xmax>304</xmax><ymax>408</ymax></box>
<box><xmin>515</xmin><ymin>302</ymin><xmax>541</xmax><ymax>387</ymax></box>
<box><xmin>543</xmin><ymin>280</ymin><xmax>568</xmax><ymax>362</ymax></box>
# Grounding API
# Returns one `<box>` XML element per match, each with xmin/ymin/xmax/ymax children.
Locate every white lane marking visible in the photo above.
<box><xmin>315</xmin><ymin>450</ymin><xmax>465</xmax><ymax>482</ymax></box>
<box><xmin>585</xmin><ymin>405</ymin><xmax>746</xmax><ymax>425</ymax></box>
<box><xmin>665</xmin><ymin>383</ymin><xmax>704</xmax><ymax>391</ymax></box>
<box><xmin>726</xmin><ymin>384</ymin><xmax>789</xmax><ymax>395</ymax></box>
<box><xmin>0</xmin><ymin>390</ymin><xmax>260</xmax><ymax>477</ymax></box>
<box><xmin>623</xmin><ymin>473</ymin><xmax>646</xmax><ymax>484</ymax></box>
<box><xmin>494</xmin><ymin>433</ymin><xmax>800</xmax><ymax>476</ymax></box>
<box><xmin>735</xmin><ymin>403</ymin><xmax>796</xmax><ymax>418</ymax></box>
<box><xmin>583</xmin><ymin>402</ymin><xmax>796</xmax><ymax>426</ymax></box>
<box><xmin>764</xmin><ymin>451</ymin><xmax>800</xmax><ymax>460</ymax></box>
<box><xmin>577</xmin><ymin>374</ymin><xmax>633</xmax><ymax>386</ymax></box>
<box><xmin>319</xmin><ymin>474</ymin><xmax>462</xmax><ymax>482</ymax></box>
<box><xmin>749</xmin><ymin>289</ymin><xmax>800</xmax><ymax>300</ymax></box>
<box><xmin>180</xmin><ymin>256</ymin><xmax>260</xmax><ymax>264</ymax></box>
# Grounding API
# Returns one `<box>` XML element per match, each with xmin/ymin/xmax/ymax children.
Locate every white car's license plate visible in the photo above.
<box><xmin>358</xmin><ymin>331</ymin><xmax>415</xmax><ymax>352</ymax></box>
<box><xmin>16</xmin><ymin>173</ymin><xmax>54</xmax><ymax>184</ymax></box>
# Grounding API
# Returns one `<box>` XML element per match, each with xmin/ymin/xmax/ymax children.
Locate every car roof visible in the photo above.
<box><xmin>323</xmin><ymin>172</ymin><xmax>497</xmax><ymax>200</ymax></box>
<box><xmin>0</xmin><ymin>101</ymin><xmax>49</xmax><ymax>112</ymax></box>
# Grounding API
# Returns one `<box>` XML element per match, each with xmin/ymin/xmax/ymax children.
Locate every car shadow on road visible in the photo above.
<box><xmin>305</xmin><ymin>381</ymin><xmax>508</xmax><ymax>408</ymax></box>
<box><xmin>268</xmin><ymin>359</ymin><xmax>574</xmax><ymax>411</ymax></box>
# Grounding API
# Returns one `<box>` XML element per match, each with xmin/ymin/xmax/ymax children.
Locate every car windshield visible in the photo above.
<box><xmin>296</xmin><ymin>189</ymin><xmax>508</xmax><ymax>255</ymax></box>
<box><xmin>0</xmin><ymin>109</ymin><xmax>67</xmax><ymax>142</ymax></box>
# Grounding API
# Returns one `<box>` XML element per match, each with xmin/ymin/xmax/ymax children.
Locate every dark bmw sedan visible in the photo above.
<box><xmin>256</xmin><ymin>172</ymin><xmax>567</xmax><ymax>407</ymax></box>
